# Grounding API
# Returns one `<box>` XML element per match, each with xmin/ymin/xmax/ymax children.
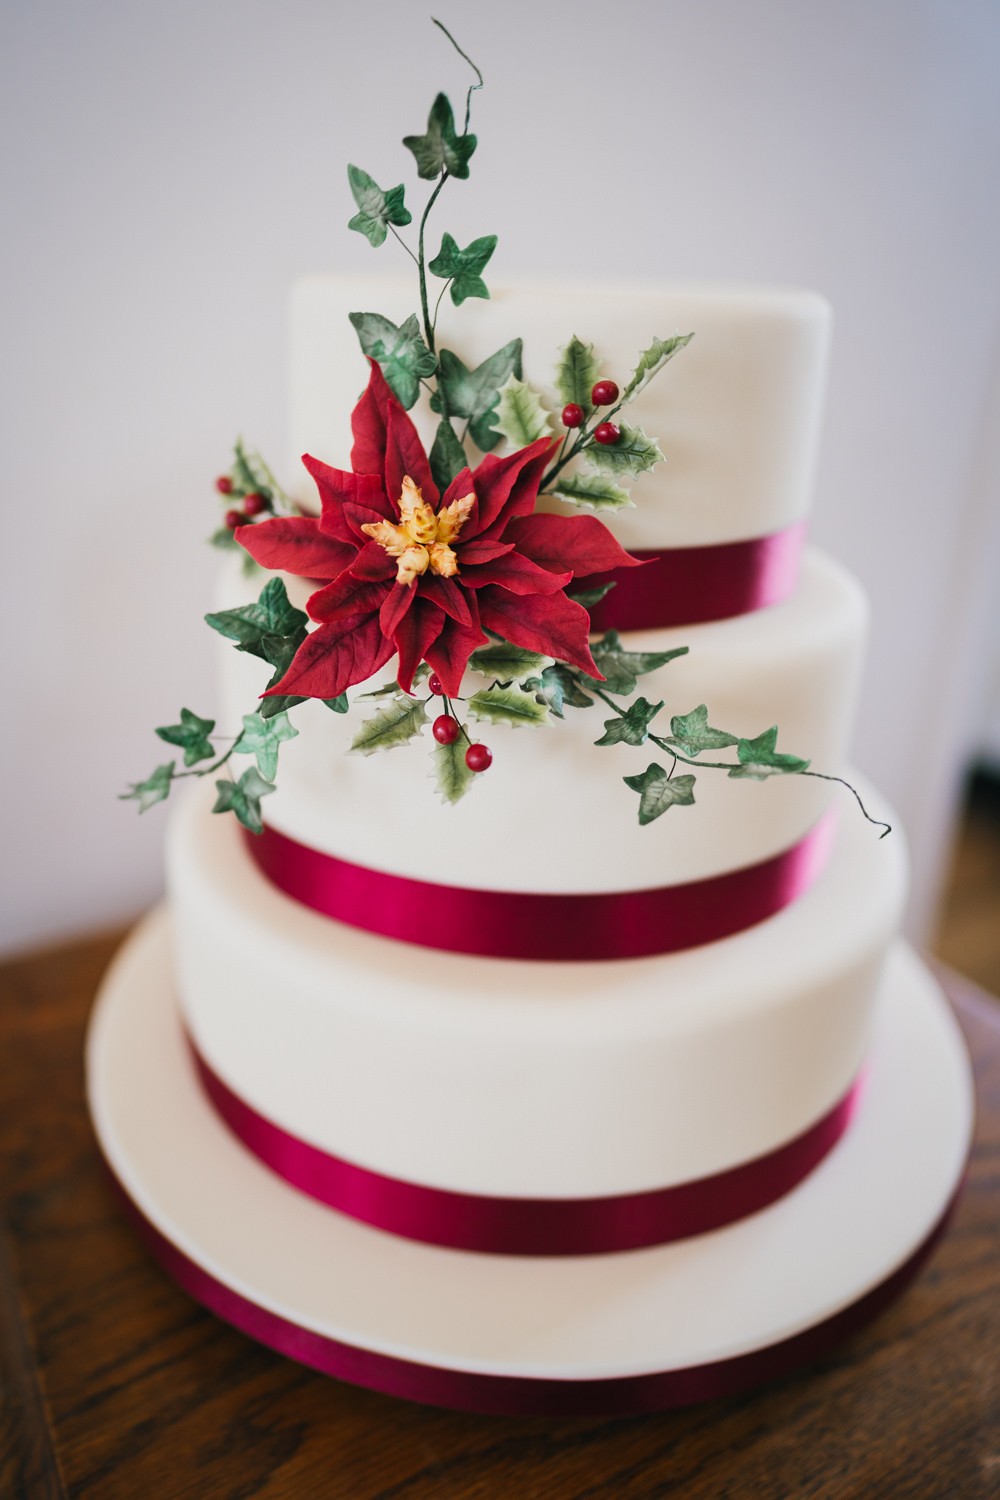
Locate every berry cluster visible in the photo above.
<box><xmin>561</xmin><ymin>379</ymin><xmax>620</xmax><ymax>447</ymax></box>
<box><xmin>429</xmin><ymin>674</ymin><xmax>491</xmax><ymax>773</ymax></box>
<box><xmin>216</xmin><ymin>474</ymin><xmax>274</xmax><ymax>529</ymax></box>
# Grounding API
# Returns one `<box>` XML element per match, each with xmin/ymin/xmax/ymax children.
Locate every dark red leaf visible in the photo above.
<box><xmin>307</xmin><ymin>573</ymin><xmax>389</xmax><ymax>625</ymax></box>
<box><xmin>476</xmin><ymin>587</ymin><xmax>599</xmax><ymax>676</ymax></box>
<box><xmin>379</xmin><ymin>581</ymin><xmax>417</xmax><ymax>638</ymax></box>
<box><xmin>424</xmin><ymin>607</ymin><xmax>488</xmax><ymax>698</ymax></box>
<box><xmin>264</xmin><ymin>614</ymin><xmax>394</xmax><ymax>700</ymax></box>
<box><xmin>234</xmin><ymin>518</ymin><xmax>354</xmax><ymax>579</ymax></box>
<box><xmin>459</xmin><ymin>551</ymin><xmax>571</xmax><ymax>595</ymax></box>
<box><xmin>393</xmin><ymin>600</ymin><xmax>445</xmax><ymax>694</ymax></box>
<box><xmin>349</xmin><ymin>541</ymin><xmax>398</xmax><ymax>582</ymax></box>
<box><xmin>465</xmin><ymin>437</ymin><xmax>557</xmax><ymax>540</ymax></box>
<box><xmin>506</xmin><ymin>513</ymin><xmax>646</xmax><ymax>578</ymax></box>
<box><xmin>384</xmin><ymin>401</ymin><xmax>438</xmax><ymax>510</ymax></box>
<box><xmin>301</xmin><ymin>454</ymin><xmax>388</xmax><ymax>542</ymax></box>
<box><xmin>416</xmin><ymin>573</ymin><xmax>472</xmax><ymax>625</ymax></box>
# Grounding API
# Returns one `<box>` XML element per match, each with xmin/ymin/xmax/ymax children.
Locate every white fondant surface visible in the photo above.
<box><xmin>87</xmin><ymin>922</ymin><xmax>972</xmax><ymax>1381</ymax></box>
<box><xmin>289</xmin><ymin>276</ymin><xmax>832</xmax><ymax>550</ymax></box>
<box><xmin>213</xmin><ymin>547</ymin><xmax>868</xmax><ymax>892</ymax></box>
<box><xmin>168</xmin><ymin>776</ymin><xmax>906</xmax><ymax>1198</ymax></box>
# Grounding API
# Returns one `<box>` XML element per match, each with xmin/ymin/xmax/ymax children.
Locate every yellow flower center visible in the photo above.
<box><xmin>361</xmin><ymin>476</ymin><xmax>475</xmax><ymax>586</ymax></box>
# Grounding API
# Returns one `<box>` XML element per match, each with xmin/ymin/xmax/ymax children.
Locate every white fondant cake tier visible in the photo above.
<box><xmin>170</xmin><ymin>776</ymin><xmax>906</xmax><ymax>1200</ymax></box>
<box><xmin>289</xmin><ymin>276</ymin><xmax>831</xmax><ymax>551</ymax></box>
<box><xmin>213</xmin><ymin>547</ymin><xmax>867</xmax><ymax>893</ymax></box>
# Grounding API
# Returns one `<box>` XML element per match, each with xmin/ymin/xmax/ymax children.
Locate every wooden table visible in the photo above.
<box><xmin>2</xmin><ymin>932</ymin><xmax>998</xmax><ymax>1500</ymax></box>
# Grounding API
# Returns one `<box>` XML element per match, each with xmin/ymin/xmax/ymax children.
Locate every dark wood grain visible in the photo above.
<box><xmin>1</xmin><ymin>932</ymin><xmax>998</xmax><ymax>1500</ymax></box>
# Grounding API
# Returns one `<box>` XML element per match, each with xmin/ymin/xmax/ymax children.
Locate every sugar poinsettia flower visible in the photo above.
<box><xmin>236</xmin><ymin>360</ymin><xmax>643</xmax><ymax>700</ymax></box>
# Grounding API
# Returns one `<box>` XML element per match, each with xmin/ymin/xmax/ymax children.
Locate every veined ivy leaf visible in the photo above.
<box><xmin>539</xmin><ymin>662</ymin><xmax>594</xmax><ymax>713</ymax></box>
<box><xmin>429</xmin><ymin>418</ymin><xmax>467</xmax><ymax>492</ymax></box>
<box><xmin>212</xmin><ymin>767</ymin><xmax>275</xmax><ymax>835</ymax></box>
<box><xmin>120</xmin><ymin>761</ymin><xmax>175</xmax><ymax>813</ymax></box>
<box><xmin>567</xmin><ymin>580</ymin><xmax>616</xmax><ymax>609</ymax></box>
<box><xmin>205</xmin><ymin>578</ymin><xmax>307</xmax><ymax>658</ymax></box>
<box><xmin>432</xmin><ymin>727</ymin><xmax>475</xmax><ymax>804</ymax></box>
<box><xmin>623</xmin><ymin>765</ymin><xmax>697</xmax><ymax>825</ymax></box>
<box><xmin>493</xmin><ymin>374</ymin><xmax>552</xmax><ymax>449</ymax></box>
<box><xmin>594</xmin><ymin>697</ymin><xmax>664</xmax><ymax>747</ymax></box>
<box><xmin>589</xmin><ymin>631</ymin><xmax>688</xmax><ymax>696</ymax></box>
<box><xmin>551</xmin><ymin>471</ymin><xmax>634</xmax><ymax>512</ymax></box>
<box><xmin>586</xmin><ymin>423</ymin><xmax>664</xmax><ymax>478</ymax></box>
<box><xmin>155</xmin><ymin>708</ymin><xmax>216</xmax><ymax>767</ymax></box>
<box><xmin>349</xmin><ymin>695</ymin><xmax>428</xmax><ymax>755</ymax></box>
<box><xmin>468</xmin><ymin>642</ymin><xmax>546</xmax><ymax>679</ymax></box>
<box><xmin>233</xmin><ymin>710</ymin><xmax>298</xmax><ymax>780</ymax></box>
<box><xmin>467</xmin><ymin>684</ymin><xmax>549</xmax><ymax>729</ymax></box>
<box><xmin>428</xmin><ymin>232</ymin><xmax>497</xmax><ymax>305</ymax></box>
<box><xmin>430</xmin><ymin>340</ymin><xmax>522</xmax><ymax>451</ymax></box>
<box><xmin>322</xmin><ymin>694</ymin><xmax>349</xmax><ymax>713</ymax></box>
<box><xmin>346</xmin><ymin>164</ymin><xmax>412</xmax><ymax>247</ymax></box>
<box><xmin>728</xmin><ymin>726</ymin><xmax>811</xmax><ymax>780</ymax></box>
<box><xmin>403</xmin><ymin>93</ymin><xmax>477</xmax><ymax>180</ymax></box>
<box><xmin>258</xmin><ymin>631</ymin><xmax>308</xmax><ymax>718</ymax></box>
<box><xmin>667</xmin><ymin>704</ymin><xmax>739</xmax><ymax>757</ymax></box>
<box><xmin>556</xmin><ymin>335</ymin><xmax>600</xmax><ymax>415</ymax></box>
<box><xmin>621</xmin><ymin>333</ymin><xmax>694</xmax><ymax>403</ymax></box>
<box><xmin>348</xmin><ymin>311</ymin><xmax>437</xmax><ymax>410</ymax></box>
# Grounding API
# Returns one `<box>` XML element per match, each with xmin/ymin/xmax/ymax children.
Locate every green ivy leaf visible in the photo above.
<box><xmin>430</xmin><ymin>341</ymin><xmax>522</xmax><ymax>451</ymax></box>
<box><xmin>403</xmin><ymin>93</ymin><xmax>477</xmax><ymax>180</ymax></box>
<box><xmin>322</xmin><ymin>694</ymin><xmax>350</xmax><ymax>713</ymax></box>
<box><xmin>621</xmin><ymin>333</ymin><xmax>694</xmax><ymax>403</ymax></box>
<box><xmin>623</xmin><ymin>765</ymin><xmax>697</xmax><ymax>825</ymax></box>
<box><xmin>120</xmin><ymin>761</ymin><xmax>175</xmax><ymax>813</ymax></box>
<box><xmin>539</xmin><ymin>662</ymin><xmax>594</xmax><ymax>714</ymax></box>
<box><xmin>556</xmin><ymin>335</ymin><xmax>600</xmax><ymax>416</ymax></box>
<box><xmin>550</xmin><ymin>472</ymin><xmax>633</xmax><ymax>512</ymax></box>
<box><xmin>493</xmin><ymin>375</ymin><xmax>552</xmax><ymax>449</ymax></box>
<box><xmin>204</xmin><ymin>578</ymin><xmax>307</xmax><ymax>659</ymax></box>
<box><xmin>586</xmin><ymin>423</ymin><xmax>664</xmax><ymax>479</ymax></box>
<box><xmin>594</xmin><ymin>697</ymin><xmax>665</xmax><ymax>747</ymax></box>
<box><xmin>212</xmin><ymin>767</ymin><xmax>275</xmax><ymax>835</ymax></box>
<box><xmin>589</xmin><ymin>631</ymin><xmax>688</xmax><ymax>696</ymax></box>
<box><xmin>667</xmin><ymin>704</ymin><xmax>739</xmax><ymax>757</ymax></box>
<box><xmin>467</xmin><ymin>684</ymin><xmax>549</xmax><ymax>729</ymax></box>
<box><xmin>233</xmin><ymin>710</ymin><xmax>298</xmax><ymax>780</ymax></box>
<box><xmin>346</xmin><ymin>164</ymin><xmax>412</xmax><ymax>247</ymax></box>
<box><xmin>429</xmin><ymin>418</ymin><xmax>468</xmax><ymax>492</ymax></box>
<box><xmin>431</xmin><ymin>727</ymin><xmax>475</xmax><ymax>804</ymax></box>
<box><xmin>256</xmin><ymin>632</ymin><xmax>308</xmax><ymax>718</ymax></box>
<box><xmin>349</xmin><ymin>695</ymin><xmax>429</xmax><ymax>755</ymax></box>
<box><xmin>155</xmin><ymin>708</ymin><xmax>216</xmax><ymax>767</ymax></box>
<box><xmin>348</xmin><ymin>311</ymin><xmax>437</xmax><ymax>410</ymax></box>
<box><xmin>567</xmin><ymin>581</ymin><xmax>616</xmax><ymax>609</ymax></box>
<box><xmin>428</xmin><ymin>232</ymin><xmax>497</xmax><ymax>305</ymax></box>
<box><xmin>468</xmin><ymin>642</ymin><xmax>546</xmax><ymax>679</ymax></box>
<box><xmin>728</xmin><ymin>726</ymin><xmax>811</xmax><ymax>780</ymax></box>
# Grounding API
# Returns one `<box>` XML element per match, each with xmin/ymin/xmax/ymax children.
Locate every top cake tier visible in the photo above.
<box><xmin>289</xmin><ymin>277</ymin><xmax>831</xmax><ymax>551</ymax></box>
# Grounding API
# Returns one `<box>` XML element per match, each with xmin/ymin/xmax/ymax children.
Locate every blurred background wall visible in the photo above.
<box><xmin>2</xmin><ymin>0</ymin><xmax>998</xmax><ymax>955</ymax></box>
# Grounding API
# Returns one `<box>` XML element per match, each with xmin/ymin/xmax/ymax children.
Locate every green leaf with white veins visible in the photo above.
<box><xmin>594</xmin><ymin>697</ymin><xmax>664</xmax><ymax>747</ymax></box>
<box><xmin>551</xmin><ymin>472</ymin><xmax>633</xmax><ymax>512</ymax></box>
<box><xmin>429</xmin><ymin>418</ymin><xmax>467</xmax><ymax>492</ymax></box>
<box><xmin>346</xmin><ymin>164</ymin><xmax>412</xmax><ymax>247</ymax></box>
<box><xmin>667</xmin><ymin>704</ymin><xmax>739</xmax><ymax>757</ymax></box>
<box><xmin>430</xmin><ymin>340</ymin><xmax>522</xmax><ymax>451</ymax></box>
<box><xmin>493</xmin><ymin>375</ymin><xmax>552</xmax><ymax>448</ymax></box>
<box><xmin>467</xmin><ymin>684</ymin><xmax>549</xmax><ymax>729</ymax></box>
<box><xmin>468</xmin><ymin>642</ymin><xmax>546</xmax><ymax>679</ymax></box>
<box><xmin>348</xmin><ymin>312</ymin><xmax>437</xmax><ymax>410</ymax></box>
<box><xmin>204</xmin><ymin>578</ymin><xmax>306</xmax><ymax>658</ymax></box>
<box><xmin>623</xmin><ymin>765</ymin><xmax>697</xmax><ymax>825</ymax></box>
<box><xmin>589</xmin><ymin>630</ymin><xmax>688</xmax><ymax>696</ymax></box>
<box><xmin>212</xmin><ymin>767</ymin><xmax>275</xmax><ymax>835</ymax></box>
<box><xmin>350</xmin><ymin>695</ymin><xmax>429</xmax><ymax>755</ymax></box>
<box><xmin>622</xmin><ymin>333</ymin><xmax>694</xmax><ymax>403</ymax></box>
<box><xmin>432</xmin><ymin>729</ymin><xmax>475</xmax><ymax>804</ymax></box>
<box><xmin>155</xmin><ymin>708</ymin><xmax>215</xmax><ymax>767</ymax></box>
<box><xmin>428</xmin><ymin>232</ymin><xmax>497</xmax><ymax>305</ymax></box>
<box><xmin>120</xmin><ymin>761</ymin><xmax>175</xmax><ymax>813</ymax></box>
<box><xmin>556</xmin><ymin>335</ymin><xmax>601</xmax><ymax>415</ymax></box>
<box><xmin>233</xmin><ymin>711</ymin><xmax>298</xmax><ymax>780</ymax></box>
<box><xmin>586</xmin><ymin>423</ymin><xmax>664</xmax><ymax>479</ymax></box>
<box><xmin>728</xmin><ymin>726</ymin><xmax>810</xmax><ymax>780</ymax></box>
<box><xmin>403</xmin><ymin>93</ymin><xmax>477</xmax><ymax>180</ymax></box>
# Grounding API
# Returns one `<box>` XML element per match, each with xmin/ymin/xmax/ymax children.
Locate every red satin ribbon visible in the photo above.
<box><xmin>245</xmin><ymin>810</ymin><xmax>836</xmax><ymax>962</ymax></box>
<box><xmin>586</xmin><ymin>522</ymin><xmax>807</xmax><ymax>632</ymax></box>
<box><xmin>106</xmin><ymin>1163</ymin><xmax>960</xmax><ymax>1415</ymax></box>
<box><xmin>190</xmin><ymin>1037</ymin><xmax>863</xmax><ymax>1255</ymax></box>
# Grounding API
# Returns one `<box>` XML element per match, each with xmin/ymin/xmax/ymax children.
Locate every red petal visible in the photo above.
<box><xmin>476</xmin><ymin>587</ymin><xmax>598</xmax><ymax>676</ymax></box>
<box><xmin>350</xmin><ymin>360</ymin><xmax>393</xmax><ymax>475</ymax></box>
<box><xmin>307</xmin><ymin>574</ymin><xmax>389</xmax><ymax>624</ymax></box>
<box><xmin>456</xmin><ymin>538</ymin><xmax>515</xmax><ymax>566</ymax></box>
<box><xmin>459</xmin><ymin>552</ymin><xmax>571</xmax><ymax>595</ymax></box>
<box><xmin>351</xmin><ymin>362</ymin><xmax>438</xmax><ymax>508</ymax></box>
<box><xmin>506</xmin><ymin>513</ymin><xmax>645</xmax><ymax>578</ymax></box>
<box><xmin>416</xmin><ymin>574</ymin><xmax>472</xmax><ymax>625</ymax></box>
<box><xmin>384</xmin><ymin>402</ymin><xmax>437</xmax><ymax>510</ymax></box>
<box><xmin>424</xmin><ymin>609</ymin><xmax>488</xmax><ymax>698</ymax></box>
<box><xmin>349</xmin><ymin>541</ymin><xmax>398</xmax><ymax>582</ymax></box>
<box><xmin>466</xmin><ymin>437</ymin><xmax>557</xmax><ymax>540</ymax></box>
<box><xmin>301</xmin><ymin>454</ymin><xmax>388</xmax><ymax>542</ymax></box>
<box><xmin>264</xmin><ymin>614</ymin><xmax>394</xmax><ymax>700</ymax></box>
<box><xmin>234</xmin><ymin>518</ymin><xmax>355</xmax><ymax>579</ymax></box>
<box><xmin>379</xmin><ymin>581</ymin><xmax>417</xmax><ymax>637</ymax></box>
<box><xmin>393</xmin><ymin>600</ymin><xmax>445</xmax><ymax>693</ymax></box>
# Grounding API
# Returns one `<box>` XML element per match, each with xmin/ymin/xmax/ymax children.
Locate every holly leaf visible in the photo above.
<box><xmin>430</xmin><ymin>340</ymin><xmax>522</xmax><ymax>451</ymax></box>
<box><xmin>586</xmin><ymin>423</ymin><xmax>664</xmax><ymax>478</ymax></box>
<box><xmin>348</xmin><ymin>312</ymin><xmax>437</xmax><ymax>410</ymax></box>
<box><xmin>429</xmin><ymin>418</ymin><xmax>468</xmax><ymax>492</ymax></box>
<box><xmin>621</xmin><ymin>333</ymin><xmax>694</xmax><ymax>403</ymax></box>
<box><xmin>556</xmin><ymin>335</ymin><xmax>600</xmax><ymax>415</ymax></box>
<box><xmin>594</xmin><ymin>697</ymin><xmax>664</xmax><ymax>747</ymax></box>
<box><xmin>467</xmin><ymin>684</ymin><xmax>549</xmax><ymax>729</ymax></box>
<box><xmin>550</xmin><ymin>472</ymin><xmax>634</xmax><ymax>512</ymax></box>
<box><xmin>428</xmin><ymin>232</ymin><xmax>497</xmax><ymax>305</ymax></box>
<box><xmin>623</xmin><ymin>765</ymin><xmax>697</xmax><ymax>825</ymax></box>
<box><xmin>120</xmin><ymin>761</ymin><xmax>175</xmax><ymax>813</ymax></box>
<box><xmin>155</xmin><ymin>708</ymin><xmax>216</xmax><ymax>767</ymax></box>
<box><xmin>728</xmin><ymin>726</ymin><xmax>811</xmax><ymax>780</ymax></box>
<box><xmin>589</xmin><ymin>631</ymin><xmax>688</xmax><ymax>696</ymax></box>
<box><xmin>233</xmin><ymin>710</ymin><xmax>298</xmax><ymax>780</ymax></box>
<box><xmin>403</xmin><ymin>93</ymin><xmax>477</xmax><ymax>180</ymax></box>
<box><xmin>468</xmin><ymin>642</ymin><xmax>546</xmax><ymax>679</ymax></box>
<box><xmin>204</xmin><ymin>578</ymin><xmax>307</xmax><ymax>659</ymax></box>
<box><xmin>431</xmin><ymin>727</ymin><xmax>475</xmax><ymax>804</ymax></box>
<box><xmin>493</xmin><ymin>375</ymin><xmax>552</xmax><ymax>449</ymax></box>
<box><xmin>346</xmin><ymin>164</ymin><xmax>412</xmax><ymax>248</ymax></box>
<box><xmin>349</xmin><ymin>695</ymin><xmax>429</xmax><ymax>755</ymax></box>
<box><xmin>212</xmin><ymin>767</ymin><xmax>275</xmax><ymax>835</ymax></box>
<box><xmin>667</xmin><ymin>704</ymin><xmax>739</xmax><ymax>757</ymax></box>
<box><xmin>228</xmin><ymin>438</ymin><xmax>287</xmax><ymax>507</ymax></box>
<box><xmin>567</xmin><ymin>580</ymin><xmax>616</xmax><ymax>609</ymax></box>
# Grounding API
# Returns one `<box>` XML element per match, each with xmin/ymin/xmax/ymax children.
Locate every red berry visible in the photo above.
<box><xmin>561</xmin><ymin>402</ymin><xmax>585</xmax><ymax>429</ymax></box>
<box><xmin>428</xmin><ymin>673</ymin><xmax>444</xmax><ymax>695</ymax></box>
<box><xmin>433</xmin><ymin>715</ymin><xmax>460</xmax><ymax>745</ymax></box>
<box><xmin>591</xmin><ymin>380</ymin><xmax>619</xmax><ymax>406</ymax></box>
<box><xmin>594</xmin><ymin>422</ymin><xmax>621</xmax><ymax>446</ymax></box>
<box><xmin>215</xmin><ymin>475</ymin><xmax>233</xmax><ymax>495</ymax></box>
<box><xmin>466</xmin><ymin>743</ymin><xmax>492</xmax><ymax>773</ymax></box>
<box><xmin>225</xmin><ymin>509</ymin><xmax>244</xmax><ymax>530</ymax></box>
<box><xmin>243</xmin><ymin>492</ymin><xmax>269</xmax><ymax>517</ymax></box>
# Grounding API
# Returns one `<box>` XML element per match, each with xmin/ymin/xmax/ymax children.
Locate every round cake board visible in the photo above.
<box><xmin>86</xmin><ymin>908</ymin><xmax>973</xmax><ymax>1416</ymax></box>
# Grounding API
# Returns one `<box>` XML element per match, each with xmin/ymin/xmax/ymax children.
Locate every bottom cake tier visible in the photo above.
<box><xmin>86</xmin><ymin>916</ymin><xmax>972</xmax><ymax>1416</ymax></box>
